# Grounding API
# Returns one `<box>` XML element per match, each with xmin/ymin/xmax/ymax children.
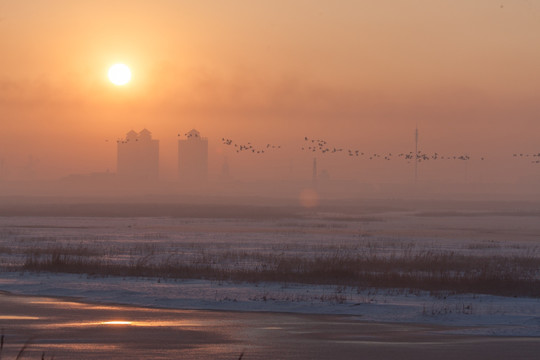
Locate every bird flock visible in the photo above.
<box><xmin>300</xmin><ymin>137</ymin><xmax>477</xmax><ymax>163</ymax></box>
<box><xmin>221</xmin><ymin>138</ymin><xmax>281</xmax><ymax>154</ymax></box>
<box><xmin>116</xmin><ymin>139</ymin><xmax>138</xmax><ymax>144</ymax></box>
<box><xmin>113</xmin><ymin>132</ymin><xmax>538</xmax><ymax>165</ymax></box>
<box><xmin>513</xmin><ymin>153</ymin><xmax>540</xmax><ymax>164</ymax></box>
<box><xmin>179</xmin><ymin>132</ymin><xmax>200</xmax><ymax>139</ymax></box>
<box><xmin>217</xmin><ymin>136</ymin><xmax>540</xmax><ymax>165</ymax></box>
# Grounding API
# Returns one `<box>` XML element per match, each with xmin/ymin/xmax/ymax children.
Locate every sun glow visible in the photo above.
<box><xmin>101</xmin><ymin>321</ymin><xmax>132</xmax><ymax>325</ymax></box>
<box><xmin>108</xmin><ymin>64</ymin><xmax>131</xmax><ymax>86</ymax></box>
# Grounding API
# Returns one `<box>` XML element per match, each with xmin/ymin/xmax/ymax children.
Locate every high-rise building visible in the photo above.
<box><xmin>178</xmin><ymin>129</ymin><xmax>208</xmax><ymax>183</ymax></box>
<box><xmin>117</xmin><ymin>129</ymin><xmax>159</xmax><ymax>181</ymax></box>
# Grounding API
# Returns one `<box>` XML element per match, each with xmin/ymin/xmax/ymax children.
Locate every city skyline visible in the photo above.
<box><xmin>0</xmin><ymin>124</ymin><xmax>538</xmax><ymax>191</ymax></box>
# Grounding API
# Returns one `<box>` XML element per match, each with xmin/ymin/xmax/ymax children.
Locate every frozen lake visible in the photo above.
<box><xmin>1</xmin><ymin>200</ymin><xmax>539</xmax><ymax>358</ymax></box>
<box><xmin>1</xmin><ymin>292</ymin><xmax>540</xmax><ymax>360</ymax></box>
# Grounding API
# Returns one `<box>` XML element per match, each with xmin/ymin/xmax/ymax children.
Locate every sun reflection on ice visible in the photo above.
<box><xmin>0</xmin><ymin>315</ymin><xmax>39</xmax><ymax>320</ymax></box>
<box><xmin>101</xmin><ymin>320</ymin><xmax>132</xmax><ymax>325</ymax></box>
<box><xmin>45</xmin><ymin>319</ymin><xmax>202</xmax><ymax>328</ymax></box>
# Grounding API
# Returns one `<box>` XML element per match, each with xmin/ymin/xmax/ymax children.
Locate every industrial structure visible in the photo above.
<box><xmin>117</xmin><ymin>129</ymin><xmax>159</xmax><ymax>181</ymax></box>
<box><xmin>178</xmin><ymin>129</ymin><xmax>208</xmax><ymax>183</ymax></box>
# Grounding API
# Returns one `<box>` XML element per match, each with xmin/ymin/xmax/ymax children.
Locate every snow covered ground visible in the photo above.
<box><xmin>1</xmin><ymin>205</ymin><xmax>539</xmax><ymax>337</ymax></box>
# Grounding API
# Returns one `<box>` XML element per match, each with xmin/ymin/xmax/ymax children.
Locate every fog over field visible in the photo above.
<box><xmin>2</xmin><ymin>2</ymin><xmax>540</xmax><ymax>200</ymax></box>
<box><xmin>1</xmin><ymin>198</ymin><xmax>539</xmax><ymax>318</ymax></box>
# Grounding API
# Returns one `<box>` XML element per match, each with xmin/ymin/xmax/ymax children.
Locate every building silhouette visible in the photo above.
<box><xmin>117</xmin><ymin>129</ymin><xmax>159</xmax><ymax>181</ymax></box>
<box><xmin>178</xmin><ymin>129</ymin><xmax>208</xmax><ymax>183</ymax></box>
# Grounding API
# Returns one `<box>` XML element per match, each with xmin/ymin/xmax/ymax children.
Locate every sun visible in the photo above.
<box><xmin>108</xmin><ymin>63</ymin><xmax>131</xmax><ymax>86</ymax></box>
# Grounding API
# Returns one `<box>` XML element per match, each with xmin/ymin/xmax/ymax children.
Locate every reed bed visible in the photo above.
<box><xmin>20</xmin><ymin>249</ymin><xmax>540</xmax><ymax>297</ymax></box>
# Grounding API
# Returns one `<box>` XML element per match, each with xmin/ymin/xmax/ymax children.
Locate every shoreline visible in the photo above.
<box><xmin>1</xmin><ymin>270</ymin><xmax>540</xmax><ymax>337</ymax></box>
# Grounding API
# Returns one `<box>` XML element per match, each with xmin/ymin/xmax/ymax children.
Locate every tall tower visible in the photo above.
<box><xmin>178</xmin><ymin>129</ymin><xmax>208</xmax><ymax>183</ymax></box>
<box><xmin>312</xmin><ymin>157</ymin><xmax>318</xmax><ymax>187</ymax></box>
<box><xmin>117</xmin><ymin>129</ymin><xmax>159</xmax><ymax>181</ymax></box>
<box><xmin>414</xmin><ymin>126</ymin><xmax>419</xmax><ymax>183</ymax></box>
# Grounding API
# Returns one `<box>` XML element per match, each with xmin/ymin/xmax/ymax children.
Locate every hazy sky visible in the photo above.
<box><xmin>1</xmin><ymin>1</ymin><xmax>540</xmax><ymax>183</ymax></box>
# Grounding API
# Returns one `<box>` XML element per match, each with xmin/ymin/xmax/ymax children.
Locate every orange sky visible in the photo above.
<box><xmin>1</xmin><ymin>0</ymin><xmax>540</xmax><ymax>184</ymax></box>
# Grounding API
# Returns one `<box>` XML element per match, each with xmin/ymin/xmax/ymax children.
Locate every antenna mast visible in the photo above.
<box><xmin>415</xmin><ymin>126</ymin><xmax>419</xmax><ymax>183</ymax></box>
<box><xmin>312</xmin><ymin>157</ymin><xmax>318</xmax><ymax>187</ymax></box>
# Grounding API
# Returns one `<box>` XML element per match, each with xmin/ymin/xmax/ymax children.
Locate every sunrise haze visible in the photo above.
<box><xmin>1</xmin><ymin>0</ymin><xmax>539</xmax><ymax>197</ymax></box>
